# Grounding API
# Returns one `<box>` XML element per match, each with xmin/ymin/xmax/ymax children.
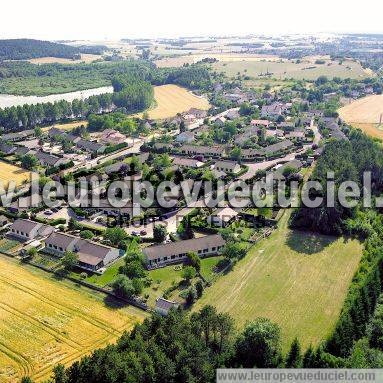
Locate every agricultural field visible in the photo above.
<box><xmin>42</xmin><ymin>120</ymin><xmax>88</xmax><ymax>133</ymax></box>
<box><xmin>0</xmin><ymin>256</ymin><xmax>146</xmax><ymax>382</ymax></box>
<box><xmin>0</xmin><ymin>161</ymin><xmax>33</xmax><ymax>188</ymax></box>
<box><xmin>195</xmin><ymin>211</ymin><xmax>363</xmax><ymax>351</ymax></box>
<box><xmin>338</xmin><ymin>95</ymin><xmax>383</xmax><ymax>139</ymax></box>
<box><xmin>139</xmin><ymin>84</ymin><xmax>210</xmax><ymax>119</ymax></box>
<box><xmin>211</xmin><ymin>58</ymin><xmax>369</xmax><ymax>81</ymax></box>
<box><xmin>28</xmin><ymin>54</ymin><xmax>102</xmax><ymax>65</ymax></box>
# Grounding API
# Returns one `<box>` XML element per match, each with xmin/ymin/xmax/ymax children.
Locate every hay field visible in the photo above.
<box><xmin>338</xmin><ymin>95</ymin><xmax>383</xmax><ymax>139</ymax></box>
<box><xmin>141</xmin><ymin>84</ymin><xmax>210</xmax><ymax>119</ymax></box>
<box><xmin>0</xmin><ymin>161</ymin><xmax>33</xmax><ymax>188</ymax></box>
<box><xmin>29</xmin><ymin>54</ymin><xmax>101</xmax><ymax>65</ymax></box>
<box><xmin>42</xmin><ymin>120</ymin><xmax>88</xmax><ymax>133</ymax></box>
<box><xmin>195</xmin><ymin>211</ymin><xmax>363</xmax><ymax>350</ymax></box>
<box><xmin>0</xmin><ymin>256</ymin><xmax>146</xmax><ymax>382</ymax></box>
<box><xmin>212</xmin><ymin>59</ymin><xmax>368</xmax><ymax>80</ymax></box>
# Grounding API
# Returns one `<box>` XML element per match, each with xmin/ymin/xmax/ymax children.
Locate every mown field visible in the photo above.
<box><xmin>0</xmin><ymin>256</ymin><xmax>146</xmax><ymax>382</ymax></box>
<box><xmin>0</xmin><ymin>161</ymin><xmax>33</xmax><ymax>188</ymax></box>
<box><xmin>339</xmin><ymin>95</ymin><xmax>383</xmax><ymax>139</ymax></box>
<box><xmin>211</xmin><ymin>59</ymin><xmax>369</xmax><ymax>80</ymax></box>
<box><xmin>138</xmin><ymin>84</ymin><xmax>210</xmax><ymax>119</ymax></box>
<box><xmin>195</xmin><ymin>211</ymin><xmax>363</xmax><ymax>351</ymax></box>
<box><xmin>28</xmin><ymin>54</ymin><xmax>101</xmax><ymax>65</ymax></box>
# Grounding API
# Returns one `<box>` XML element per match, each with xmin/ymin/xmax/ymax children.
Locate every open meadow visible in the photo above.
<box><xmin>195</xmin><ymin>211</ymin><xmax>363</xmax><ymax>351</ymax></box>
<box><xmin>0</xmin><ymin>256</ymin><xmax>146</xmax><ymax>382</ymax></box>
<box><xmin>0</xmin><ymin>161</ymin><xmax>33</xmax><ymax>188</ymax></box>
<box><xmin>138</xmin><ymin>84</ymin><xmax>210</xmax><ymax>119</ymax></box>
<box><xmin>28</xmin><ymin>54</ymin><xmax>101</xmax><ymax>65</ymax></box>
<box><xmin>339</xmin><ymin>95</ymin><xmax>383</xmax><ymax>139</ymax></box>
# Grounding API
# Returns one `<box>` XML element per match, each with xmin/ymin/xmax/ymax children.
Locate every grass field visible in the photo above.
<box><xmin>195</xmin><ymin>211</ymin><xmax>363</xmax><ymax>350</ymax></box>
<box><xmin>41</xmin><ymin>120</ymin><xmax>88</xmax><ymax>133</ymax></box>
<box><xmin>338</xmin><ymin>95</ymin><xmax>383</xmax><ymax>139</ymax></box>
<box><xmin>0</xmin><ymin>256</ymin><xmax>146</xmax><ymax>382</ymax></box>
<box><xmin>211</xmin><ymin>59</ymin><xmax>368</xmax><ymax>81</ymax></box>
<box><xmin>0</xmin><ymin>161</ymin><xmax>33</xmax><ymax>188</ymax></box>
<box><xmin>138</xmin><ymin>84</ymin><xmax>210</xmax><ymax>119</ymax></box>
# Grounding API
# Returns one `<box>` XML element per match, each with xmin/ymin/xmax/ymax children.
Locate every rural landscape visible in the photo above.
<box><xmin>0</xmin><ymin>1</ymin><xmax>383</xmax><ymax>382</ymax></box>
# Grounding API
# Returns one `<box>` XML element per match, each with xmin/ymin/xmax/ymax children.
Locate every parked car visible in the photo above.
<box><xmin>140</xmin><ymin>230</ymin><xmax>147</xmax><ymax>236</ymax></box>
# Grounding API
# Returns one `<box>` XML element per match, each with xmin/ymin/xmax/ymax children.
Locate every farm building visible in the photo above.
<box><xmin>143</xmin><ymin>234</ymin><xmax>226</xmax><ymax>269</ymax></box>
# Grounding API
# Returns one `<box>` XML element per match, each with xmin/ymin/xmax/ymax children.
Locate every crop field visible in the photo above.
<box><xmin>141</xmin><ymin>84</ymin><xmax>210</xmax><ymax>119</ymax></box>
<box><xmin>195</xmin><ymin>211</ymin><xmax>363</xmax><ymax>350</ymax></box>
<box><xmin>0</xmin><ymin>256</ymin><xmax>146</xmax><ymax>382</ymax></box>
<box><xmin>339</xmin><ymin>95</ymin><xmax>383</xmax><ymax>139</ymax></box>
<box><xmin>211</xmin><ymin>59</ymin><xmax>369</xmax><ymax>80</ymax></box>
<box><xmin>42</xmin><ymin>120</ymin><xmax>88</xmax><ymax>133</ymax></box>
<box><xmin>0</xmin><ymin>161</ymin><xmax>33</xmax><ymax>188</ymax></box>
<box><xmin>28</xmin><ymin>54</ymin><xmax>101</xmax><ymax>65</ymax></box>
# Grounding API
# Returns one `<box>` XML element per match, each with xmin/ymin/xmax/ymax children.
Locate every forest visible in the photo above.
<box><xmin>0</xmin><ymin>39</ymin><xmax>81</xmax><ymax>60</ymax></box>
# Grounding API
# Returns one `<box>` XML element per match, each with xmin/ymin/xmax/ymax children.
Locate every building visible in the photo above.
<box><xmin>44</xmin><ymin>232</ymin><xmax>121</xmax><ymax>271</ymax></box>
<box><xmin>264</xmin><ymin>140</ymin><xmax>294</xmax><ymax>156</ymax></box>
<box><xmin>261</xmin><ymin>103</ymin><xmax>283</xmax><ymax>119</ymax></box>
<box><xmin>208</xmin><ymin>207</ymin><xmax>238</xmax><ymax>227</ymax></box>
<box><xmin>172</xmin><ymin>157</ymin><xmax>204</xmax><ymax>169</ymax></box>
<box><xmin>175</xmin><ymin>131</ymin><xmax>195</xmax><ymax>144</ymax></box>
<box><xmin>8</xmin><ymin>219</ymin><xmax>54</xmax><ymax>241</ymax></box>
<box><xmin>180</xmin><ymin>145</ymin><xmax>223</xmax><ymax>158</ymax></box>
<box><xmin>155</xmin><ymin>297</ymin><xmax>180</xmax><ymax>316</ymax></box>
<box><xmin>76</xmin><ymin>139</ymin><xmax>106</xmax><ymax>155</ymax></box>
<box><xmin>213</xmin><ymin>160</ymin><xmax>241</xmax><ymax>174</ymax></box>
<box><xmin>251</xmin><ymin>119</ymin><xmax>270</xmax><ymax>128</ymax></box>
<box><xmin>241</xmin><ymin>148</ymin><xmax>265</xmax><ymax>161</ymax></box>
<box><xmin>143</xmin><ymin>234</ymin><xmax>226</xmax><ymax>269</ymax></box>
<box><xmin>1</xmin><ymin>130</ymin><xmax>35</xmax><ymax>142</ymax></box>
<box><xmin>99</xmin><ymin>129</ymin><xmax>127</xmax><ymax>145</ymax></box>
<box><xmin>0</xmin><ymin>143</ymin><xmax>16</xmax><ymax>155</ymax></box>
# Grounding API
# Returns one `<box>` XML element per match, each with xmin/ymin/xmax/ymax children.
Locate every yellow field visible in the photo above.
<box><xmin>28</xmin><ymin>54</ymin><xmax>101</xmax><ymax>65</ymax></box>
<box><xmin>0</xmin><ymin>161</ymin><xmax>33</xmax><ymax>188</ymax></box>
<box><xmin>338</xmin><ymin>95</ymin><xmax>383</xmax><ymax>139</ymax></box>
<box><xmin>195</xmin><ymin>211</ymin><xmax>363</xmax><ymax>350</ymax></box>
<box><xmin>42</xmin><ymin>120</ymin><xmax>88</xmax><ymax>133</ymax></box>
<box><xmin>140</xmin><ymin>85</ymin><xmax>210</xmax><ymax>119</ymax></box>
<box><xmin>0</xmin><ymin>256</ymin><xmax>146</xmax><ymax>382</ymax></box>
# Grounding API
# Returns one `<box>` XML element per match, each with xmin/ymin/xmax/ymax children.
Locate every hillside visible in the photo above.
<box><xmin>0</xmin><ymin>39</ymin><xmax>80</xmax><ymax>60</ymax></box>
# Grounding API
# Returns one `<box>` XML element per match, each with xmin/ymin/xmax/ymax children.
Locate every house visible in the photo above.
<box><xmin>1</xmin><ymin>130</ymin><xmax>35</xmax><ymax>142</ymax></box>
<box><xmin>99</xmin><ymin>129</ymin><xmax>126</xmax><ymax>145</ymax></box>
<box><xmin>14</xmin><ymin>146</ymin><xmax>32</xmax><ymax>157</ymax></box>
<box><xmin>241</xmin><ymin>148</ymin><xmax>265</xmax><ymax>161</ymax></box>
<box><xmin>8</xmin><ymin>219</ymin><xmax>54</xmax><ymax>241</ymax></box>
<box><xmin>172</xmin><ymin>157</ymin><xmax>204</xmax><ymax>169</ymax></box>
<box><xmin>0</xmin><ymin>143</ymin><xmax>16</xmax><ymax>155</ymax></box>
<box><xmin>143</xmin><ymin>234</ymin><xmax>226</xmax><ymax>268</ymax></box>
<box><xmin>175</xmin><ymin>131</ymin><xmax>195</xmax><ymax>144</ymax></box>
<box><xmin>251</xmin><ymin>119</ymin><xmax>270</xmax><ymax>128</ymax></box>
<box><xmin>263</xmin><ymin>140</ymin><xmax>294</xmax><ymax>156</ymax></box>
<box><xmin>213</xmin><ymin>160</ymin><xmax>241</xmax><ymax>174</ymax></box>
<box><xmin>180</xmin><ymin>145</ymin><xmax>223</xmax><ymax>158</ymax></box>
<box><xmin>155</xmin><ymin>297</ymin><xmax>180</xmax><ymax>316</ymax></box>
<box><xmin>261</xmin><ymin>103</ymin><xmax>284</xmax><ymax>119</ymax></box>
<box><xmin>215</xmin><ymin>116</ymin><xmax>226</xmax><ymax>126</ymax></box>
<box><xmin>234</xmin><ymin>126</ymin><xmax>260</xmax><ymax>146</ymax></box>
<box><xmin>0</xmin><ymin>215</ymin><xmax>9</xmax><ymax>227</ymax></box>
<box><xmin>285</xmin><ymin>130</ymin><xmax>306</xmax><ymax>141</ymax></box>
<box><xmin>76</xmin><ymin>139</ymin><xmax>106</xmax><ymax>155</ymax></box>
<box><xmin>208</xmin><ymin>207</ymin><xmax>238</xmax><ymax>227</ymax></box>
<box><xmin>273</xmin><ymin>159</ymin><xmax>303</xmax><ymax>180</ymax></box>
<box><xmin>188</xmin><ymin>108</ymin><xmax>208</xmax><ymax>119</ymax></box>
<box><xmin>35</xmin><ymin>151</ymin><xmax>69</xmax><ymax>168</ymax></box>
<box><xmin>226</xmin><ymin>109</ymin><xmax>240</xmax><ymax>120</ymax></box>
<box><xmin>154</xmin><ymin>143</ymin><xmax>173</xmax><ymax>152</ymax></box>
<box><xmin>8</xmin><ymin>194</ymin><xmax>42</xmax><ymax>214</ymax></box>
<box><xmin>44</xmin><ymin>232</ymin><xmax>121</xmax><ymax>271</ymax></box>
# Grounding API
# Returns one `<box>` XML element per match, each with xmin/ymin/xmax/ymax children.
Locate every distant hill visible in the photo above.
<box><xmin>0</xmin><ymin>39</ymin><xmax>81</xmax><ymax>60</ymax></box>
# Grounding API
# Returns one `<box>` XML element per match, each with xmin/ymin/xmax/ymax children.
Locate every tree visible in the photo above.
<box><xmin>195</xmin><ymin>280</ymin><xmax>204</xmax><ymax>298</ymax></box>
<box><xmin>230</xmin><ymin>146</ymin><xmax>242</xmax><ymax>161</ymax></box>
<box><xmin>104</xmin><ymin>227</ymin><xmax>127</xmax><ymax>247</ymax></box>
<box><xmin>186</xmin><ymin>286</ymin><xmax>197</xmax><ymax>305</ymax></box>
<box><xmin>153</xmin><ymin>224</ymin><xmax>167</xmax><ymax>243</ymax></box>
<box><xmin>21</xmin><ymin>378</ymin><xmax>34</xmax><ymax>383</ymax></box>
<box><xmin>187</xmin><ymin>252</ymin><xmax>201</xmax><ymax>272</ymax></box>
<box><xmin>80</xmin><ymin>230</ymin><xmax>94</xmax><ymax>239</ymax></box>
<box><xmin>61</xmin><ymin>251</ymin><xmax>78</xmax><ymax>271</ymax></box>
<box><xmin>111</xmin><ymin>275</ymin><xmax>135</xmax><ymax>298</ymax></box>
<box><xmin>285</xmin><ymin>338</ymin><xmax>302</xmax><ymax>367</ymax></box>
<box><xmin>234</xmin><ymin>318</ymin><xmax>282</xmax><ymax>368</ymax></box>
<box><xmin>34</xmin><ymin>126</ymin><xmax>43</xmax><ymax>137</ymax></box>
<box><xmin>21</xmin><ymin>154</ymin><xmax>38</xmax><ymax>170</ymax></box>
<box><xmin>223</xmin><ymin>242</ymin><xmax>247</xmax><ymax>260</ymax></box>
<box><xmin>53</xmin><ymin>364</ymin><xmax>67</xmax><ymax>383</ymax></box>
<box><xmin>26</xmin><ymin>247</ymin><xmax>37</xmax><ymax>259</ymax></box>
<box><xmin>182</xmin><ymin>266</ymin><xmax>196</xmax><ymax>282</ymax></box>
<box><xmin>303</xmin><ymin>344</ymin><xmax>315</xmax><ymax>367</ymax></box>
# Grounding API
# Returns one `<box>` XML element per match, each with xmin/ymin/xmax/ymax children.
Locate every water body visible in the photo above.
<box><xmin>0</xmin><ymin>86</ymin><xmax>114</xmax><ymax>108</ymax></box>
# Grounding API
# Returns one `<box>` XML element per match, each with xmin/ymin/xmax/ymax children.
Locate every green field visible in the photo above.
<box><xmin>195</xmin><ymin>211</ymin><xmax>363</xmax><ymax>350</ymax></box>
<box><xmin>211</xmin><ymin>59</ymin><xmax>369</xmax><ymax>81</ymax></box>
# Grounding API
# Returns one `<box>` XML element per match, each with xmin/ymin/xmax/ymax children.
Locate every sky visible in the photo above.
<box><xmin>1</xmin><ymin>0</ymin><xmax>383</xmax><ymax>41</ymax></box>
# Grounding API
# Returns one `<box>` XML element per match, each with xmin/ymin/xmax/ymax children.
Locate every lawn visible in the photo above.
<box><xmin>212</xmin><ymin>59</ymin><xmax>369</xmax><ymax>81</ymax></box>
<box><xmin>85</xmin><ymin>257</ymin><xmax>126</xmax><ymax>287</ymax></box>
<box><xmin>136</xmin><ymin>84</ymin><xmax>210</xmax><ymax>119</ymax></box>
<box><xmin>200</xmin><ymin>256</ymin><xmax>224</xmax><ymax>281</ymax></box>
<box><xmin>0</xmin><ymin>239</ymin><xmax>20</xmax><ymax>254</ymax></box>
<box><xmin>0</xmin><ymin>160</ymin><xmax>33</xmax><ymax>188</ymax></box>
<box><xmin>195</xmin><ymin>211</ymin><xmax>363</xmax><ymax>351</ymax></box>
<box><xmin>0</xmin><ymin>255</ymin><xmax>146</xmax><ymax>382</ymax></box>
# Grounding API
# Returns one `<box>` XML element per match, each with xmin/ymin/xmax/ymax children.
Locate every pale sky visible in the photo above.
<box><xmin>1</xmin><ymin>0</ymin><xmax>383</xmax><ymax>41</ymax></box>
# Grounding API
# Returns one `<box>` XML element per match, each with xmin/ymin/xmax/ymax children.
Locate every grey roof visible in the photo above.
<box><xmin>214</xmin><ymin>160</ymin><xmax>240</xmax><ymax>171</ymax></box>
<box><xmin>2</xmin><ymin>130</ymin><xmax>35</xmax><ymax>141</ymax></box>
<box><xmin>264</xmin><ymin>140</ymin><xmax>294</xmax><ymax>154</ymax></box>
<box><xmin>180</xmin><ymin>145</ymin><xmax>223</xmax><ymax>155</ymax></box>
<box><xmin>9</xmin><ymin>219</ymin><xmax>41</xmax><ymax>234</ymax></box>
<box><xmin>14</xmin><ymin>146</ymin><xmax>30</xmax><ymax>156</ymax></box>
<box><xmin>76</xmin><ymin>139</ymin><xmax>104</xmax><ymax>152</ymax></box>
<box><xmin>75</xmin><ymin>239</ymin><xmax>113</xmax><ymax>265</ymax></box>
<box><xmin>155</xmin><ymin>297</ymin><xmax>179</xmax><ymax>313</ymax></box>
<box><xmin>143</xmin><ymin>234</ymin><xmax>225</xmax><ymax>261</ymax></box>
<box><xmin>45</xmin><ymin>232</ymin><xmax>78</xmax><ymax>249</ymax></box>
<box><xmin>0</xmin><ymin>143</ymin><xmax>16</xmax><ymax>155</ymax></box>
<box><xmin>35</xmin><ymin>151</ymin><xmax>62</xmax><ymax>166</ymax></box>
